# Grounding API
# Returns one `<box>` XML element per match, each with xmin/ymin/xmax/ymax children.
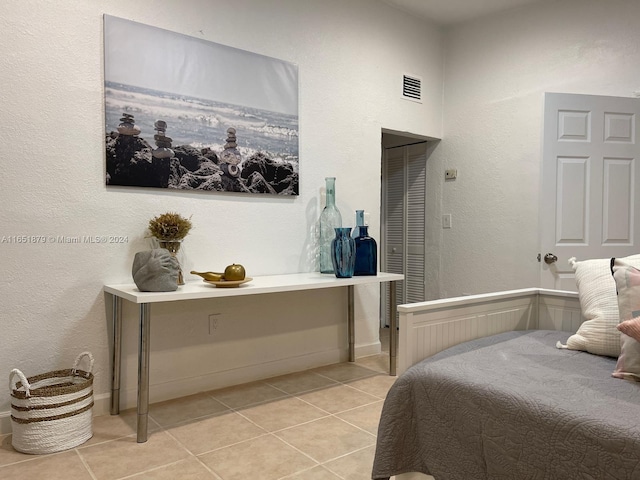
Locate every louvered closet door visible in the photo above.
<box><xmin>382</xmin><ymin>142</ymin><xmax>427</xmax><ymax>326</ymax></box>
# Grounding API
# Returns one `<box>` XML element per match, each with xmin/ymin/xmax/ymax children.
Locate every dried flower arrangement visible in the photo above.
<box><xmin>147</xmin><ymin>212</ymin><xmax>193</xmax><ymax>241</ymax></box>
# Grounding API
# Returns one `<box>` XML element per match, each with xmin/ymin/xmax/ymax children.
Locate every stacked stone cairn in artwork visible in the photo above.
<box><xmin>152</xmin><ymin>120</ymin><xmax>174</xmax><ymax>159</ymax></box>
<box><xmin>117</xmin><ymin>113</ymin><xmax>141</xmax><ymax>136</ymax></box>
<box><xmin>219</xmin><ymin>127</ymin><xmax>242</xmax><ymax>178</ymax></box>
<box><xmin>105</xmin><ymin>114</ymin><xmax>298</xmax><ymax>194</ymax></box>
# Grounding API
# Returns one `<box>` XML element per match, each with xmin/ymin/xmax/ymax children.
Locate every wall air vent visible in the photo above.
<box><xmin>402</xmin><ymin>74</ymin><xmax>422</xmax><ymax>103</ymax></box>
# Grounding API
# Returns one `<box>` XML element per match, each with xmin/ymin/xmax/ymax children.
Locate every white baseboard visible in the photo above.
<box><xmin>1</xmin><ymin>343</ymin><xmax>382</xmax><ymax>435</ymax></box>
<box><xmin>119</xmin><ymin>348</ymin><xmax>349</xmax><ymax>411</ymax></box>
<box><xmin>355</xmin><ymin>340</ymin><xmax>382</xmax><ymax>358</ymax></box>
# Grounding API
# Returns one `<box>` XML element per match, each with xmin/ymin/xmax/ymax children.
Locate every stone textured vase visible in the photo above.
<box><xmin>132</xmin><ymin>249</ymin><xmax>180</xmax><ymax>292</ymax></box>
<box><xmin>158</xmin><ymin>240</ymin><xmax>185</xmax><ymax>285</ymax></box>
<box><xmin>331</xmin><ymin>227</ymin><xmax>355</xmax><ymax>278</ymax></box>
<box><xmin>354</xmin><ymin>225</ymin><xmax>377</xmax><ymax>276</ymax></box>
<box><xmin>319</xmin><ymin>177</ymin><xmax>342</xmax><ymax>274</ymax></box>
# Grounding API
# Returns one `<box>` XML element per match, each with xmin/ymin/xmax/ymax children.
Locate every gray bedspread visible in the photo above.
<box><xmin>372</xmin><ymin>330</ymin><xmax>640</xmax><ymax>480</ymax></box>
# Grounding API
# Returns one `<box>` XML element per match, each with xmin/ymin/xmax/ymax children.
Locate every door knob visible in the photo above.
<box><xmin>544</xmin><ymin>253</ymin><xmax>558</xmax><ymax>265</ymax></box>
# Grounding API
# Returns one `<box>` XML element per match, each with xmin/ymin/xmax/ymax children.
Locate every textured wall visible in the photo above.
<box><xmin>0</xmin><ymin>0</ymin><xmax>443</xmax><ymax>422</ymax></box>
<box><xmin>437</xmin><ymin>0</ymin><xmax>640</xmax><ymax>297</ymax></box>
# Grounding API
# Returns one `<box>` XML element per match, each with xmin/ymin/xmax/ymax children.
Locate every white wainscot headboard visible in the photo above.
<box><xmin>396</xmin><ymin>288</ymin><xmax>583</xmax><ymax>376</ymax></box>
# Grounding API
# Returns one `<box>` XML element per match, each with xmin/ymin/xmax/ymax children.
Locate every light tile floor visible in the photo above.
<box><xmin>0</xmin><ymin>333</ymin><xmax>396</xmax><ymax>480</ymax></box>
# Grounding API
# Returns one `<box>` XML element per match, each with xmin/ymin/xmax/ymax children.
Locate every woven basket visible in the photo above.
<box><xmin>9</xmin><ymin>351</ymin><xmax>94</xmax><ymax>454</ymax></box>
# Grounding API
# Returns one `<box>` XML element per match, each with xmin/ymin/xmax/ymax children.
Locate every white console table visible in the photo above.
<box><xmin>104</xmin><ymin>272</ymin><xmax>403</xmax><ymax>443</ymax></box>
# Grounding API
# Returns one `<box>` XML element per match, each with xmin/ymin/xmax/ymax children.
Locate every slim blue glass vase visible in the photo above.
<box><xmin>331</xmin><ymin>227</ymin><xmax>355</xmax><ymax>278</ymax></box>
<box><xmin>354</xmin><ymin>225</ymin><xmax>377</xmax><ymax>276</ymax></box>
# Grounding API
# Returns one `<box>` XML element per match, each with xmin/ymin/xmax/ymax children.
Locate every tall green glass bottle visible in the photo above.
<box><xmin>319</xmin><ymin>177</ymin><xmax>342</xmax><ymax>273</ymax></box>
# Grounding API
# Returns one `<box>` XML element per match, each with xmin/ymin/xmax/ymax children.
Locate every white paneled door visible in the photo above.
<box><xmin>540</xmin><ymin>92</ymin><xmax>640</xmax><ymax>290</ymax></box>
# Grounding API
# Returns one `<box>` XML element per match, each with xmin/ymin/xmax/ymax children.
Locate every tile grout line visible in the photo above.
<box><xmin>264</xmin><ymin>382</ymin><xmax>379</xmax><ymax>470</ymax></box>
<box><xmin>0</xmin><ymin>445</ymin><xmax>70</xmax><ymax>470</ymax></box>
<box><xmin>319</xmin><ymin>444</ymin><xmax>378</xmax><ymax>480</ymax></box>
<box><xmin>176</xmin><ymin>369</ymin><xmax>382</xmax><ymax>476</ymax></box>
<box><xmin>74</xmin><ymin>448</ymin><xmax>100</xmax><ymax>480</ymax></box>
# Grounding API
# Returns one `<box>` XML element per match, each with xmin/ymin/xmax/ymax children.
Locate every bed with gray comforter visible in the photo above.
<box><xmin>372</xmin><ymin>330</ymin><xmax>640</xmax><ymax>480</ymax></box>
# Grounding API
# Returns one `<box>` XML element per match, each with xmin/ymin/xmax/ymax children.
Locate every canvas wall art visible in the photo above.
<box><xmin>103</xmin><ymin>15</ymin><xmax>299</xmax><ymax>195</ymax></box>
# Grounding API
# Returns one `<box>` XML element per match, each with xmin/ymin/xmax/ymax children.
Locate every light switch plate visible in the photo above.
<box><xmin>445</xmin><ymin>169</ymin><xmax>457</xmax><ymax>180</ymax></box>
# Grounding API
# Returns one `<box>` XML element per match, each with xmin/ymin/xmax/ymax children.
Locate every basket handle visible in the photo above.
<box><xmin>9</xmin><ymin>369</ymin><xmax>31</xmax><ymax>397</ymax></box>
<box><xmin>71</xmin><ymin>351</ymin><xmax>94</xmax><ymax>377</ymax></box>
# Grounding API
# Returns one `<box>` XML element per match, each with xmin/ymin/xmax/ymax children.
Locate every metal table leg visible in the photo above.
<box><xmin>389</xmin><ymin>281</ymin><xmax>397</xmax><ymax>376</ymax></box>
<box><xmin>348</xmin><ymin>285</ymin><xmax>355</xmax><ymax>362</ymax></box>
<box><xmin>137</xmin><ymin>303</ymin><xmax>151</xmax><ymax>443</ymax></box>
<box><xmin>110</xmin><ymin>295</ymin><xmax>122</xmax><ymax>415</ymax></box>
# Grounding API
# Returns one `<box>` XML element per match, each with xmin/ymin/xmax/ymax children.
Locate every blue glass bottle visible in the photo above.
<box><xmin>354</xmin><ymin>225</ymin><xmax>377</xmax><ymax>276</ymax></box>
<box><xmin>331</xmin><ymin>227</ymin><xmax>355</xmax><ymax>278</ymax></box>
<box><xmin>352</xmin><ymin>210</ymin><xmax>365</xmax><ymax>239</ymax></box>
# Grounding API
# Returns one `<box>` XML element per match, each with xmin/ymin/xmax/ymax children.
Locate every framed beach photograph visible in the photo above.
<box><xmin>103</xmin><ymin>15</ymin><xmax>299</xmax><ymax>195</ymax></box>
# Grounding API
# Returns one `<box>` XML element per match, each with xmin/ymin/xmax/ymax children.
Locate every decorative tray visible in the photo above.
<box><xmin>203</xmin><ymin>277</ymin><xmax>252</xmax><ymax>288</ymax></box>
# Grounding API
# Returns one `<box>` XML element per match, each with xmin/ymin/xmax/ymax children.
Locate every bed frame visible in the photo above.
<box><xmin>391</xmin><ymin>288</ymin><xmax>582</xmax><ymax>480</ymax></box>
<box><xmin>396</xmin><ymin>288</ymin><xmax>582</xmax><ymax>376</ymax></box>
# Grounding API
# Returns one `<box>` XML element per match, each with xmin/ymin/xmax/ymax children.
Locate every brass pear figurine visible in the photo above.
<box><xmin>190</xmin><ymin>271</ymin><xmax>223</xmax><ymax>282</ymax></box>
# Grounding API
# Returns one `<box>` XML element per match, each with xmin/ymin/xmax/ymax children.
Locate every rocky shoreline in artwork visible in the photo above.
<box><xmin>105</xmin><ymin>114</ymin><xmax>299</xmax><ymax>195</ymax></box>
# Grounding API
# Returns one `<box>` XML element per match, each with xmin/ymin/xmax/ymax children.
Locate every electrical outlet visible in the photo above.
<box><xmin>445</xmin><ymin>169</ymin><xmax>457</xmax><ymax>180</ymax></box>
<box><xmin>208</xmin><ymin>313</ymin><xmax>220</xmax><ymax>334</ymax></box>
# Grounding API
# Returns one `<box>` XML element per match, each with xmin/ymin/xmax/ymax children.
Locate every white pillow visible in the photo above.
<box><xmin>560</xmin><ymin>254</ymin><xmax>640</xmax><ymax>357</ymax></box>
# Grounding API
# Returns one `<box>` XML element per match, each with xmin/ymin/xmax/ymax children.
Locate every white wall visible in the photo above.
<box><xmin>436</xmin><ymin>0</ymin><xmax>640</xmax><ymax>297</ymax></box>
<box><xmin>0</xmin><ymin>0</ymin><xmax>443</xmax><ymax>429</ymax></box>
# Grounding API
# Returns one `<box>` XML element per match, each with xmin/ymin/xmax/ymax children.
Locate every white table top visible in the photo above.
<box><xmin>104</xmin><ymin>271</ymin><xmax>404</xmax><ymax>304</ymax></box>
